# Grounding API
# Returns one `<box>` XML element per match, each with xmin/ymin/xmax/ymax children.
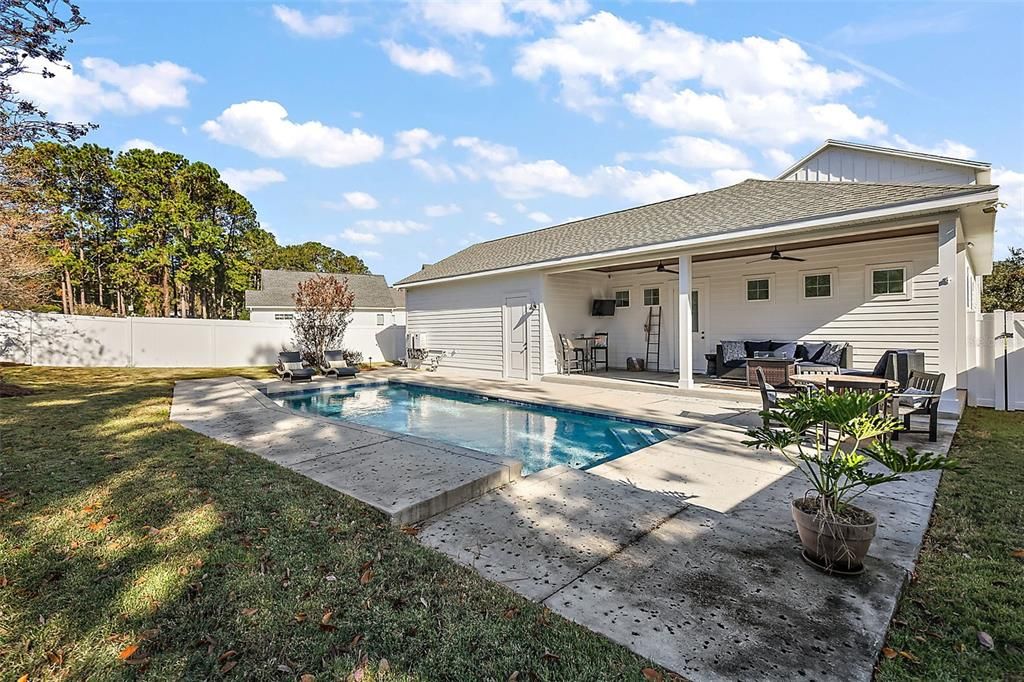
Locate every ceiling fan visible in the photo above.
<box><xmin>654</xmin><ymin>260</ymin><xmax>678</xmax><ymax>275</ymax></box>
<box><xmin>747</xmin><ymin>246</ymin><xmax>806</xmax><ymax>264</ymax></box>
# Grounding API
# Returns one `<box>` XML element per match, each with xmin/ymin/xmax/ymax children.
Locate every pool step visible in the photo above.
<box><xmin>609</xmin><ymin>426</ymin><xmax>671</xmax><ymax>451</ymax></box>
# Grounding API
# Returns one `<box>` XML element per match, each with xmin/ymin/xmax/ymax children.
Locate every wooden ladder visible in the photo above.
<box><xmin>645</xmin><ymin>305</ymin><xmax>662</xmax><ymax>372</ymax></box>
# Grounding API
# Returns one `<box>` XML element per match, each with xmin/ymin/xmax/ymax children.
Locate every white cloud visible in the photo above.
<box><xmin>10</xmin><ymin>56</ymin><xmax>202</xmax><ymax>122</ymax></box>
<box><xmin>512</xmin><ymin>0</ymin><xmax>590</xmax><ymax>22</ymax></box>
<box><xmin>590</xmin><ymin>166</ymin><xmax>702</xmax><ymax>203</ymax></box>
<box><xmin>993</xmin><ymin>168</ymin><xmax>1024</xmax><ymax>258</ymax></box>
<box><xmin>201</xmin><ymin>100</ymin><xmax>383</xmax><ymax>167</ymax></box>
<box><xmin>514</xmin><ymin>202</ymin><xmax>528</xmax><ymax>213</ymax></box>
<box><xmin>616</xmin><ymin>135</ymin><xmax>750</xmax><ymax>169</ymax></box>
<box><xmin>332</xmin><ymin>191</ymin><xmax>379</xmax><ymax>210</ymax></box>
<box><xmin>393</xmin><ymin>128</ymin><xmax>445</xmax><ymax>159</ymax></box>
<box><xmin>381</xmin><ymin>41</ymin><xmax>493</xmax><ymax>84</ymax></box>
<box><xmin>888</xmin><ymin>135</ymin><xmax>977</xmax><ymax>160</ymax></box>
<box><xmin>119</xmin><ymin>138</ymin><xmax>165</xmax><ymax>153</ymax></box>
<box><xmin>527</xmin><ymin>211</ymin><xmax>552</xmax><ymax>223</ymax></box>
<box><xmin>360</xmin><ymin>250</ymin><xmax>383</xmax><ymax>259</ymax></box>
<box><xmin>409</xmin><ymin>158</ymin><xmax>458</xmax><ymax>182</ymax></box>
<box><xmin>342</xmin><ymin>229</ymin><xmax>379</xmax><ymax>244</ymax></box>
<box><xmin>453</xmin><ymin>136</ymin><xmax>519</xmax><ymax>165</ymax></box>
<box><xmin>484</xmin><ymin>211</ymin><xmax>505</xmax><ymax>225</ymax></box>
<box><xmin>488</xmin><ymin>159</ymin><xmax>592</xmax><ymax>198</ymax></box>
<box><xmin>354</xmin><ymin>219</ymin><xmax>429</xmax><ymax>235</ymax></box>
<box><xmin>513</xmin><ymin>11</ymin><xmax>884</xmax><ymax>144</ymax></box>
<box><xmin>219</xmin><ymin>167</ymin><xmax>287</xmax><ymax>193</ymax></box>
<box><xmin>764</xmin><ymin>148</ymin><xmax>796</xmax><ymax>171</ymax></box>
<box><xmin>424</xmin><ymin>203</ymin><xmax>462</xmax><ymax>217</ymax></box>
<box><xmin>416</xmin><ymin>1</ymin><xmax>521</xmax><ymax>37</ymax></box>
<box><xmin>709</xmin><ymin>168</ymin><xmax>768</xmax><ymax>187</ymax></box>
<box><xmin>272</xmin><ymin>5</ymin><xmax>350</xmax><ymax>38</ymax></box>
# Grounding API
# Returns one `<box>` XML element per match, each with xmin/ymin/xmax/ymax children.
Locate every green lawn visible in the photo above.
<box><xmin>879</xmin><ymin>408</ymin><xmax>1024</xmax><ymax>680</ymax></box>
<box><xmin>0</xmin><ymin>367</ymin><xmax>665</xmax><ymax>681</ymax></box>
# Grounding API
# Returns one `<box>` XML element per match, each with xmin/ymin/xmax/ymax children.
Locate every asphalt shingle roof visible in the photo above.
<box><xmin>396</xmin><ymin>179</ymin><xmax>995</xmax><ymax>285</ymax></box>
<box><xmin>245</xmin><ymin>270</ymin><xmax>402</xmax><ymax>309</ymax></box>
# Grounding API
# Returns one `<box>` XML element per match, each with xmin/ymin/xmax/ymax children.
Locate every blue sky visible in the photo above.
<box><xmin>21</xmin><ymin>1</ymin><xmax>1024</xmax><ymax>283</ymax></box>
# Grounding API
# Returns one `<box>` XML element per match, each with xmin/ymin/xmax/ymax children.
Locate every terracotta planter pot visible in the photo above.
<box><xmin>791</xmin><ymin>498</ymin><xmax>877</xmax><ymax>575</ymax></box>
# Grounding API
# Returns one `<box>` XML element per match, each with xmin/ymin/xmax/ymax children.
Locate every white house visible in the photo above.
<box><xmin>396</xmin><ymin>140</ymin><xmax>1003</xmax><ymax>414</ymax></box>
<box><xmin>245</xmin><ymin>269</ymin><xmax>406</xmax><ymax>361</ymax></box>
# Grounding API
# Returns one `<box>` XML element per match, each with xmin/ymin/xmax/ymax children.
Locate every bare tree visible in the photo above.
<box><xmin>291</xmin><ymin>275</ymin><xmax>355</xmax><ymax>368</ymax></box>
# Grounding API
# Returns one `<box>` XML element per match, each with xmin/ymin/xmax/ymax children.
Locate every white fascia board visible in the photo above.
<box><xmin>399</xmin><ymin>190</ymin><xmax>999</xmax><ymax>289</ymax></box>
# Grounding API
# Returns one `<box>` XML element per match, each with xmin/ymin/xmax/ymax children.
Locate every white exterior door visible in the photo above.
<box><xmin>504</xmin><ymin>296</ymin><xmax>529</xmax><ymax>379</ymax></box>
<box><xmin>691</xmin><ymin>282</ymin><xmax>709</xmax><ymax>373</ymax></box>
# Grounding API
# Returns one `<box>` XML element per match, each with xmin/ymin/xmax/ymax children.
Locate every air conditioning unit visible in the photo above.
<box><xmin>407</xmin><ymin>332</ymin><xmax>427</xmax><ymax>349</ymax></box>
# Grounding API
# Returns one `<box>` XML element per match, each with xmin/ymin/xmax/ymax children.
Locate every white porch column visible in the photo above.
<box><xmin>678</xmin><ymin>254</ymin><xmax>694</xmax><ymax>390</ymax></box>
<box><xmin>937</xmin><ymin>213</ymin><xmax>961</xmax><ymax>415</ymax></box>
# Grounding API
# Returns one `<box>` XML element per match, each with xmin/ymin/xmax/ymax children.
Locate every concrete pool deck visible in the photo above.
<box><xmin>171</xmin><ymin>368</ymin><xmax>956</xmax><ymax>681</ymax></box>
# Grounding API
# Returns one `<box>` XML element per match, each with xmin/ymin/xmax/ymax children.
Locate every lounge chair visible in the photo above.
<box><xmin>276</xmin><ymin>351</ymin><xmax>315</xmax><ymax>383</ymax></box>
<box><xmin>321</xmin><ymin>350</ymin><xmax>358</xmax><ymax>378</ymax></box>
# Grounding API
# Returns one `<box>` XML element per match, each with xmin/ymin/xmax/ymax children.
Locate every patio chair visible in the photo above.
<box><xmin>321</xmin><ymin>350</ymin><xmax>358</xmax><ymax>379</ymax></box>
<box><xmin>276</xmin><ymin>351</ymin><xmax>315</xmax><ymax>383</ymax></box>
<box><xmin>590</xmin><ymin>331</ymin><xmax>609</xmax><ymax>372</ymax></box>
<box><xmin>558</xmin><ymin>334</ymin><xmax>586</xmax><ymax>374</ymax></box>
<box><xmin>890</xmin><ymin>370</ymin><xmax>944</xmax><ymax>442</ymax></box>
<box><xmin>754</xmin><ymin>367</ymin><xmax>780</xmax><ymax>429</ymax></box>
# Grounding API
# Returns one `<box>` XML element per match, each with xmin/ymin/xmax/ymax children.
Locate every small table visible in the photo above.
<box><xmin>745</xmin><ymin>357</ymin><xmax>797</xmax><ymax>387</ymax></box>
<box><xmin>574</xmin><ymin>336</ymin><xmax>607</xmax><ymax>372</ymax></box>
<box><xmin>791</xmin><ymin>374</ymin><xmax>899</xmax><ymax>390</ymax></box>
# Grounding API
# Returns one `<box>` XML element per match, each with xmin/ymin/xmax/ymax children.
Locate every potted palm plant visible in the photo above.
<box><xmin>744</xmin><ymin>390</ymin><xmax>959</xmax><ymax>575</ymax></box>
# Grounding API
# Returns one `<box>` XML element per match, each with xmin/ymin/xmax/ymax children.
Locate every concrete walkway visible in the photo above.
<box><xmin>170</xmin><ymin>369</ymin><xmax>956</xmax><ymax>681</ymax></box>
<box><xmin>415</xmin><ymin>377</ymin><xmax>957</xmax><ymax>681</ymax></box>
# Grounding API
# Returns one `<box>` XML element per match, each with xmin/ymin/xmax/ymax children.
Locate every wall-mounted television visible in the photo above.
<box><xmin>591</xmin><ymin>299</ymin><xmax>616</xmax><ymax>316</ymax></box>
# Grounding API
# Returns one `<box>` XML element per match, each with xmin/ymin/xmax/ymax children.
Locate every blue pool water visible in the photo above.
<box><xmin>271</xmin><ymin>382</ymin><xmax>684</xmax><ymax>475</ymax></box>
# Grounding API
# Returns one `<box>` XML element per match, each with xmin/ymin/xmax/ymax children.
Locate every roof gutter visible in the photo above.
<box><xmin>397</xmin><ymin>189</ymin><xmax>999</xmax><ymax>289</ymax></box>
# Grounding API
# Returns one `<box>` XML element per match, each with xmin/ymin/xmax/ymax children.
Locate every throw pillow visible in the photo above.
<box><xmin>284</xmin><ymin>361</ymin><xmax>305</xmax><ymax>371</ymax></box>
<box><xmin>721</xmin><ymin>341</ymin><xmax>746</xmax><ymax>364</ymax></box>
<box><xmin>899</xmin><ymin>387</ymin><xmax>933</xmax><ymax>408</ymax></box>
<box><xmin>803</xmin><ymin>341</ymin><xmax>829</xmax><ymax>362</ymax></box>
<box><xmin>773</xmin><ymin>342</ymin><xmax>797</xmax><ymax>360</ymax></box>
<box><xmin>817</xmin><ymin>342</ymin><xmax>846</xmax><ymax>367</ymax></box>
<box><xmin>745</xmin><ymin>340</ymin><xmax>773</xmax><ymax>357</ymax></box>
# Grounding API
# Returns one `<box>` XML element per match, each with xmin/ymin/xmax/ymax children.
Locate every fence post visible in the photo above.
<box><xmin>993</xmin><ymin>310</ymin><xmax>1007</xmax><ymax>411</ymax></box>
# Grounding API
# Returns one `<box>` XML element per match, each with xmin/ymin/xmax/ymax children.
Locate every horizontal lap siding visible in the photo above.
<box><xmin>406</xmin><ymin>273</ymin><xmax>542</xmax><ymax>378</ymax></box>
<box><xmin>695</xmin><ymin>233</ymin><xmax>940</xmax><ymax>371</ymax></box>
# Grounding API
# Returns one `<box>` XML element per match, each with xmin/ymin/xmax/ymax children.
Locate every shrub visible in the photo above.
<box><xmin>341</xmin><ymin>349</ymin><xmax>363</xmax><ymax>366</ymax></box>
<box><xmin>74</xmin><ymin>303</ymin><xmax>114</xmax><ymax>317</ymax></box>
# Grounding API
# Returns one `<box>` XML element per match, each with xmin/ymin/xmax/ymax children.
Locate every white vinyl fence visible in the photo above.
<box><xmin>0</xmin><ymin>311</ymin><xmax>404</xmax><ymax>368</ymax></box>
<box><xmin>967</xmin><ymin>310</ymin><xmax>1024</xmax><ymax>411</ymax></box>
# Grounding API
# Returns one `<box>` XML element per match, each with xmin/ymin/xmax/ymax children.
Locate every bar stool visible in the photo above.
<box><xmin>591</xmin><ymin>331</ymin><xmax>609</xmax><ymax>372</ymax></box>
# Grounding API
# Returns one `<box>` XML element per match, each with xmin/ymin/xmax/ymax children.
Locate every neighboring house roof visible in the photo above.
<box><xmin>388</xmin><ymin>286</ymin><xmax>406</xmax><ymax>309</ymax></box>
<box><xmin>245</xmin><ymin>270</ymin><xmax>399</xmax><ymax>308</ymax></box>
<box><xmin>776</xmin><ymin>139</ymin><xmax>991</xmax><ymax>180</ymax></box>
<box><xmin>396</xmin><ymin>179</ymin><xmax>996</xmax><ymax>286</ymax></box>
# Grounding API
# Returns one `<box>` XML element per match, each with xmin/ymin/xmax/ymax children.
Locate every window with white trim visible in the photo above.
<box><xmin>614</xmin><ymin>290</ymin><xmax>630</xmax><ymax>308</ymax></box>
<box><xmin>745</xmin><ymin>277</ymin><xmax>770</xmax><ymax>301</ymax></box>
<box><xmin>643</xmin><ymin>288</ymin><xmax>660</xmax><ymax>306</ymax></box>
<box><xmin>865</xmin><ymin>262</ymin><xmax>912</xmax><ymax>301</ymax></box>
<box><xmin>376</xmin><ymin>313</ymin><xmax>385</xmax><ymax>326</ymax></box>
<box><xmin>802</xmin><ymin>271</ymin><xmax>833</xmax><ymax>299</ymax></box>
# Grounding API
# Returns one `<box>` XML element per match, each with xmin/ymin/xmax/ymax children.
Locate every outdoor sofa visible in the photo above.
<box><xmin>275</xmin><ymin>351</ymin><xmax>316</xmax><ymax>383</ymax></box>
<box><xmin>713</xmin><ymin>340</ymin><xmax>853</xmax><ymax>379</ymax></box>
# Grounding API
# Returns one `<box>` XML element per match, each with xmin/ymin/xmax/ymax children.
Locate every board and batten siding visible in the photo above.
<box><xmin>693</xmin><ymin>233</ymin><xmax>941</xmax><ymax>372</ymax></box>
<box><xmin>404</xmin><ymin>272</ymin><xmax>543</xmax><ymax>378</ymax></box>
<box><xmin>782</xmin><ymin>147</ymin><xmax>978</xmax><ymax>185</ymax></box>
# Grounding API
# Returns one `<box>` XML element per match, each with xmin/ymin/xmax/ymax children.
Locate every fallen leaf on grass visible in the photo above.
<box><xmin>1011</xmin><ymin>549</ymin><xmax>1024</xmax><ymax>560</ymax></box>
<box><xmin>300</xmin><ymin>675</ymin><xmax>315</xmax><ymax>682</ymax></box>
<box><xmin>978</xmin><ymin>630</ymin><xmax>995</xmax><ymax>650</ymax></box>
<box><xmin>641</xmin><ymin>668</ymin><xmax>663</xmax><ymax>681</ymax></box>
<box><xmin>117</xmin><ymin>644</ymin><xmax>139</xmax><ymax>660</ymax></box>
<box><xmin>88</xmin><ymin>515</ymin><xmax>117</xmax><ymax>532</ymax></box>
<box><xmin>881</xmin><ymin>647</ymin><xmax>898</xmax><ymax>659</ymax></box>
<box><xmin>400</xmin><ymin>525</ymin><xmax>419</xmax><ymax>536</ymax></box>
<box><xmin>240</xmin><ymin>608</ymin><xmax>258</xmax><ymax>617</ymax></box>
<box><xmin>348</xmin><ymin>633</ymin><xmax>363</xmax><ymax>650</ymax></box>
<box><xmin>503</xmin><ymin>607</ymin><xmax>518</xmax><ymax>620</ymax></box>
<box><xmin>325</xmin><ymin>575</ymin><xmax>337</xmax><ymax>582</ymax></box>
<box><xmin>359</xmin><ymin>568</ymin><xmax>373</xmax><ymax>586</ymax></box>
<box><xmin>45</xmin><ymin>650</ymin><xmax>63</xmax><ymax>666</ymax></box>
<box><xmin>17</xmin><ymin>675</ymin><xmax>28</xmax><ymax>682</ymax></box>
<box><xmin>898</xmin><ymin>650</ymin><xmax>920</xmax><ymax>663</ymax></box>
<box><xmin>294</xmin><ymin>612</ymin><xmax>307</xmax><ymax>623</ymax></box>
<box><xmin>220</xmin><ymin>660</ymin><xmax>238</xmax><ymax>674</ymax></box>
<box><xmin>541</xmin><ymin>650</ymin><xmax>560</xmax><ymax>663</ymax></box>
<box><xmin>378</xmin><ymin>658</ymin><xmax>390</xmax><ymax>675</ymax></box>
<box><xmin>217</xmin><ymin>650</ymin><xmax>237</xmax><ymax>663</ymax></box>
<box><xmin>320</xmin><ymin>611</ymin><xmax>336</xmax><ymax>632</ymax></box>
<box><xmin>507</xmin><ymin>672</ymin><xmax>519</xmax><ymax>682</ymax></box>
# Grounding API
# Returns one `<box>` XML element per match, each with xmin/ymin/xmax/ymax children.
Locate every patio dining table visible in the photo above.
<box><xmin>791</xmin><ymin>374</ymin><xmax>900</xmax><ymax>390</ymax></box>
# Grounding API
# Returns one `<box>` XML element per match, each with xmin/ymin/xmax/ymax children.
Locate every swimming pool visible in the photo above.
<box><xmin>270</xmin><ymin>381</ymin><xmax>685</xmax><ymax>475</ymax></box>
